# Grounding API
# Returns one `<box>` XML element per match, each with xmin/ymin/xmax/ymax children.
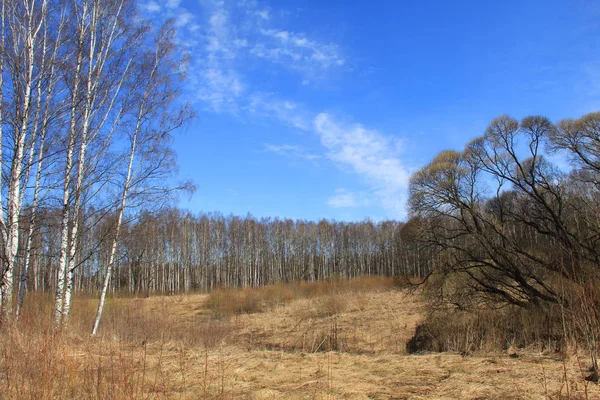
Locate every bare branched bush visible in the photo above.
<box><xmin>319</xmin><ymin>294</ymin><xmax>348</xmax><ymax>316</ymax></box>
<box><xmin>406</xmin><ymin>305</ymin><xmax>564</xmax><ymax>355</ymax></box>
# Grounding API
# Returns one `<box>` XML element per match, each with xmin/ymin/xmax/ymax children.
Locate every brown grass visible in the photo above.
<box><xmin>1</xmin><ymin>277</ymin><xmax>599</xmax><ymax>399</ymax></box>
<box><xmin>206</xmin><ymin>276</ymin><xmax>396</xmax><ymax>317</ymax></box>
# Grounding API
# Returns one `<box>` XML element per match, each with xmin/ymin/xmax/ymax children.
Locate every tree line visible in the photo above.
<box><xmin>16</xmin><ymin>209</ymin><xmax>430</xmax><ymax>297</ymax></box>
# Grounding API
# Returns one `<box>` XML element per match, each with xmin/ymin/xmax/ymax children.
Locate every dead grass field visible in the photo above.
<box><xmin>1</xmin><ymin>277</ymin><xmax>599</xmax><ymax>399</ymax></box>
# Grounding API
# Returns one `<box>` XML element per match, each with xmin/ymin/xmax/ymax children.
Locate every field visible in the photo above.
<box><xmin>1</xmin><ymin>277</ymin><xmax>598</xmax><ymax>399</ymax></box>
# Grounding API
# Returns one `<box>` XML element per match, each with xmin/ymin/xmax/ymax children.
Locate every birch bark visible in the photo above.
<box><xmin>1</xmin><ymin>1</ymin><xmax>48</xmax><ymax>322</ymax></box>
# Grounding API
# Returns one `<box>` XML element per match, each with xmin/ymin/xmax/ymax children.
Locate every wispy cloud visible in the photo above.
<box><xmin>314</xmin><ymin>113</ymin><xmax>410</xmax><ymax>218</ymax></box>
<box><xmin>255</xmin><ymin>9</ymin><xmax>270</xmax><ymax>20</ymax></box>
<box><xmin>196</xmin><ymin>69</ymin><xmax>245</xmax><ymax>113</ymax></box>
<box><xmin>264</xmin><ymin>144</ymin><xmax>321</xmax><ymax>161</ymax></box>
<box><xmin>248</xmin><ymin>94</ymin><xmax>310</xmax><ymax>129</ymax></box>
<box><xmin>192</xmin><ymin>1</ymin><xmax>246</xmax><ymax>112</ymax></box>
<box><xmin>327</xmin><ymin>189</ymin><xmax>371</xmax><ymax>208</ymax></box>
<box><xmin>253</xmin><ymin>28</ymin><xmax>345</xmax><ymax>80</ymax></box>
<box><xmin>139</xmin><ymin>1</ymin><xmax>410</xmax><ymax>218</ymax></box>
<box><xmin>140</xmin><ymin>0</ymin><xmax>346</xmax><ymax>114</ymax></box>
<box><xmin>166</xmin><ymin>0</ymin><xmax>181</xmax><ymax>9</ymax></box>
<box><xmin>175</xmin><ymin>10</ymin><xmax>194</xmax><ymax>27</ymax></box>
<box><xmin>141</xmin><ymin>1</ymin><xmax>161</xmax><ymax>13</ymax></box>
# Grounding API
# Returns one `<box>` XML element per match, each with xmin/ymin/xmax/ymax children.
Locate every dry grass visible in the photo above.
<box><xmin>1</xmin><ymin>277</ymin><xmax>599</xmax><ymax>399</ymax></box>
<box><xmin>232</xmin><ymin>289</ymin><xmax>421</xmax><ymax>354</ymax></box>
<box><xmin>206</xmin><ymin>276</ymin><xmax>396</xmax><ymax>317</ymax></box>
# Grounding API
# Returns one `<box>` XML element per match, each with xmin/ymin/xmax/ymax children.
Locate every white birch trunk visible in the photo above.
<box><xmin>16</xmin><ymin>4</ymin><xmax>56</xmax><ymax>316</ymax></box>
<box><xmin>60</xmin><ymin>1</ymin><xmax>101</xmax><ymax>325</ymax></box>
<box><xmin>0</xmin><ymin>0</ymin><xmax>6</xmax><ymax>315</ymax></box>
<box><xmin>91</xmin><ymin>24</ymin><xmax>180</xmax><ymax>329</ymax></box>
<box><xmin>54</xmin><ymin>16</ymin><xmax>85</xmax><ymax>326</ymax></box>
<box><xmin>2</xmin><ymin>1</ymin><xmax>46</xmax><ymax>321</ymax></box>
<box><xmin>92</xmin><ymin>122</ymin><xmax>138</xmax><ymax>336</ymax></box>
<box><xmin>16</xmin><ymin>116</ymin><xmax>46</xmax><ymax>318</ymax></box>
<box><xmin>63</xmin><ymin>1</ymin><xmax>130</xmax><ymax>324</ymax></box>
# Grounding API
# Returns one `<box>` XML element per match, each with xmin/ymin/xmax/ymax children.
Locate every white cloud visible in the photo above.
<box><xmin>196</xmin><ymin>68</ymin><xmax>245</xmax><ymax>113</ymax></box>
<box><xmin>327</xmin><ymin>189</ymin><xmax>371</xmax><ymax>208</ymax></box>
<box><xmin>248</xmin><ymin>94</ymin><xmax>310</xmax><ymax>129</ymax></box>
<box><xmin>175</xmin><ymin>11</ymin><xmax>194</xmax><ymax>27</ymax></box>
<box><xmin>204</xmin><ymin>5</ymin><xmax>241</xmax><ymax>59</ymax></box>
<box><xmin>264</xmin><ymin>144</ymin><xmax>321</xmax><ymax>161</ymax></box>
<box><xmin>137</xmin><ymin>0</ymin><xmax>412</xmax><ymax>219</ymax></box>
<box><xmin>233</xmin><ymin>39</ymin><xmax>249</xmax><ymax>48</ymax></box>
<box><xmin>314</xmin><ymin>113</ymin><xmax>410</xmax><ymax>218</ymax></box>
<box><xmin>142</xmin><ymin>1</ymin><xmax>161</xmax><ymax>13</ymax></box>
<box><xmin>139</xmin><ymin>0</ymin><xmax>347</xmax><ymax>113</ymax></box>
<box><xmin>192</xmin><ymin>2</ymin><xmax>245</xmax><ymax>112</ymax></box>
<box><xmin>256</xmin><ymin>9</ymin><xmax>270</xmax><ymax>20</ymax></box>
<box><xmin>166</xmin><ymin>0</ymin><xmax>181</xmax><ymax>9</ymax></box>
<box><xmin>255</xmin><ymin>28</ymin><xmax>345</xmax><ymax>79</ymax></box>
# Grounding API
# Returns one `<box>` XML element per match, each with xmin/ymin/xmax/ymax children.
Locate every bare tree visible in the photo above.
<box><xmin>91</xmin><ymin>20</ymin><xmax>193</xmax><ymax>335</ymax></box>
<box><xmin>0</xmin><ymin>0</ymin><xmax>62</xmax><ymax>323</ymax></box>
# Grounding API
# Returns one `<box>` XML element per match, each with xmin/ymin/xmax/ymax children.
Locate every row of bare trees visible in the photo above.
<box><xmin>407</xmin><ymin>111</ymin><xmax>600</xmax><ymax>369</ymax></box>
<box><xmin>16</xmin><ymin>210</ymin><xmax>429</xmax><ymax>297</ymax></box>
<box><xmin>0</xmin><ymin>0</ymin><xmax>192</xmax><ymax>332</ymax></box>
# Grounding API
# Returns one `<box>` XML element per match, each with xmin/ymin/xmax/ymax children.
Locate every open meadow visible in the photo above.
<box><xmin>1</xmin><ymin>277</ymin><xmax>598</xmax><ymax>399</ymax></box>
<box><xmin>1</xmin><ymin>1</ymin><xmax>600</xmax><ymax>399</ymax></box>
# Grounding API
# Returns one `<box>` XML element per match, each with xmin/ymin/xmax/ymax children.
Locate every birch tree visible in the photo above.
<box><xmin>91</xmin><ymin>20</ymin><xmax>193</xmax><ymax>335</ymax></box>
<box><xmin>16</xmin><ymin>3</ymin><xmax>67</xmax><ymax>318</ymax></box>
<box><xmin>0</xmin><ymin>0</ymin><xmax>59</xmax><ymax>323</ymax></box>
<box><xmin>54</xmin><ymin>0</ymin><xmax>146</xmax><ymax>328</ymax></box>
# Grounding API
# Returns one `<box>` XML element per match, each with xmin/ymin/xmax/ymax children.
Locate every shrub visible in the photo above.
<box><xmin>206</xmin><ymin>276</ymin><xmax>396</xmax><ymax>318</ymax></box>
<box><xmin>406</xmin><ymin>305</ymin><xmax>564</xmax><ymax>355</ymax></box>
<box><xmin>206</xmin><ymin>287</ymin><xmax>264</xmax><ymax>317</ymax></box>
<box><xmin>319</xmin><ymin>294</ymin><xmax>347</xmax><ymax>316</ymax></box>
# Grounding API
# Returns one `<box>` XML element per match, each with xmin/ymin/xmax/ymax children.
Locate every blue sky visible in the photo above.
<box><xmin>141</xmin><ymin>0</ymin><xmax>600</xmax><ymax>221</ymax></box>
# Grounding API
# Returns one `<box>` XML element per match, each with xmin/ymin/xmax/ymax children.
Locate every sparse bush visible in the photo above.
<box><xmin>564</xmin><ymin>281</ymin><xmax>600</xmax><ymax>374</ymax></box>
<box><xmin>304</xmin><ymin>319</ymin><xmax>343</xmax><ymax>352</ymax></box>
<box><xmin>319</xmin><ymin>294</ymin><xmax>347</xmax><ymax>316</ymax></box>
<box><xmin>207</xmin><ymin>287</ymin><xmax>264</xmax><ymax>317</ymax></box>
<box><xmin>409</xmin><ymin>269</ymin><xmax>600</xmax><ymax>378</ymax></box>
<box><xmin>263</xmin><ymin>283</ymin><xmax>296</xmax><ymax>309</ymax></box>
<box><xmin>406</xmin><ymin>305</ymin><xmax>565</xmax><ymax>355</ymax></box>
<box><xmin>206</xmin><ymin>276</ymin><xmax>395</xmax><ymax>318</ymax></box>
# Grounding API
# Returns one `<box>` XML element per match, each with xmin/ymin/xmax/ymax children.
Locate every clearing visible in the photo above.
<box><xmin>2</xmin><ymin>278</ymin><xmax>598</xmax><ymax>399</ymax></box>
